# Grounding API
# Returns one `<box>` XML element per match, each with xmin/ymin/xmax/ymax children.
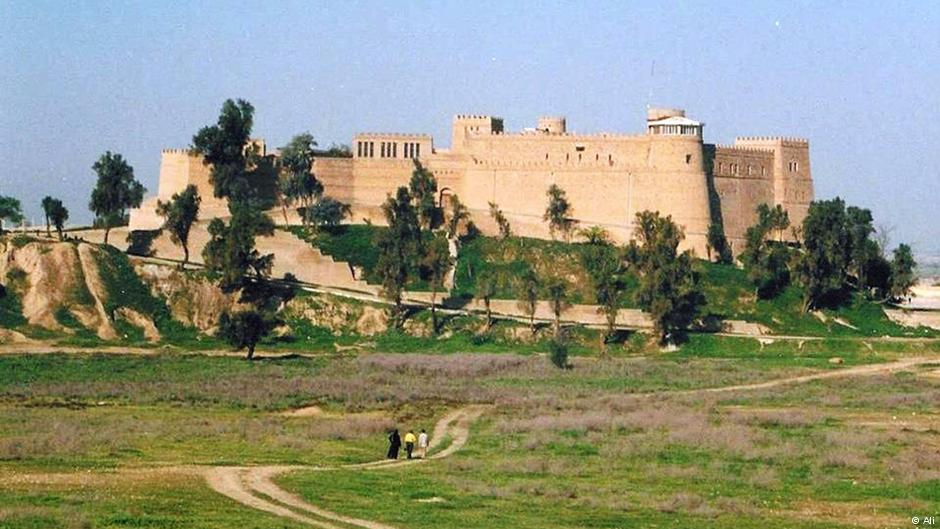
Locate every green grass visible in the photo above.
<box><xmin>0</xmin><ymin>479</ymin><xmax>311</xmax><ymax>529</ymax></box>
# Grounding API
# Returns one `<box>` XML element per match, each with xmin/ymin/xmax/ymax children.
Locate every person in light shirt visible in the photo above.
<box><xmin>417</xmin><ymin>429</ymin><xmax>429</xmax><ymax>459</ymax></box>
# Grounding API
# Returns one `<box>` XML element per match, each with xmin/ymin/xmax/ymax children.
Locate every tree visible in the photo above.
<box><xmin>202</xmin><ymin>202</ymin><xmax>275</xmax><ymax>292</ymax></box>
<box><xmin>156</xmin><ymin>185</ymin><xmax>201</xmax><ymax>267</ymax></box>
<box><xmin>488</xmin><ymin>201</ymin><xmax>511</xmax><ymax>240</ymax></box>
<box><xmin>581</xmin><ymin>242</ymin><xmax>626</xmax><ymax>344</ymax></box>
<box><xmin>41</xmin><ymin>196</ymin><xmax>55</xmax><ymax>237</ymax></box>
<box><xmin>740</xmin><ymin>204</ymin><xmax>792</xmax><ymax>299</ymax></box>
<box><xmin>544</xmin><ymin>272</ymin><xmax>571</xmax><ymax>337</ymax></box>
<box><xmin>0</xmin><ymin>196</ymin><xmax>24</xmax><ymax>234</ymax></box>
<box><xmin>889</xmin><ymin>243</ymin><xmax>916</xmax><ymax>301</ymax></box>
<box><xmin>706</xmin><ymin>223</ymin><xmax>732</xmax><ymax>264</ymax></box>
<box><xmin>217</xmin><ymin>309</ymin><xmax>274</xmax><ymax>360</ymax></box>
<box><xmin>89</xmin><ymin>152</ymin><xmax>145</xmax><ymax>244</ymax></box>
<box><xmin>475</xmin><ymin>268</ymin><xmax>498</xmax><ymax>331</ymax></box>
<box><xmin>279</xmin><ymin>133</ymin><xmax>323</xmax><ymax>224</ymax></box>
<box><xmin>445</xmin><ymin>194</ymin><xmax>470</xmax><ymax>239</ymax></box>
<box><xmin>305</xmin><ymin>196</ymin><xmax>351</xmax><ymax>230</ymax></box>
<box><xmin>422</xmin><ymin>235</ymin><xmax>454</xmax><ymax>333</ymax></box>
<box><xmin>624</xmin><ymin>211</ymin><xmax>705</xmax><ymax>345</ymax></box>
<box><xmin>793</xmin><ymin>198</ymin><xmax>851</xmax><ymax>312</ymax></box>
<box><xmin>846</xmin><ymin>206</ymin><xmax>875</xmax><ymax>290</ymax></box>
<box><xmin>544</xmin><ymin>184</ymin><xmax>576</xmax><ymax>241</ymax></box>
<box><xmin>192</xmin><ymin>99</ymin><xmax>277</xmax><ymax>293</ymax></box>
<box><xmin>515</xmin><ymin>266</ymin><xmax>539</xmax><ymax>333</ymax></box>
<box><xmin>579</xmin><ymin>226</ymin><xmax>610</xmax><ymax>246</ymax></box>
<box><xmin>49</xmin><ymin>200</ymin><xmax>69</xmax><ymax>241</ymax></box>
<box><xmin>376</xmin><ymin>187</ymin><xmax>421</xmax><ymax>327</ymax></box>
<box><xmin>409</xmin><ymin>162</ymin><xmax>438</xmax><ymax>231</ymax></box>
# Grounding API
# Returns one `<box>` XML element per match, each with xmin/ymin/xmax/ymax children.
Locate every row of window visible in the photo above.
<box><xmin>788</xmin><ymin>161</ymin><xmax>800</xmax><ymax>172</ymax></box>
<box><xmin>356</xmin><ymin>141</ymin><xmax>422</xmax><ymax>159</ymax></box>
<box><xmin>717</xmin><ymin>162</ymin><xmax>768</xmax><ymax>176</ymax></box>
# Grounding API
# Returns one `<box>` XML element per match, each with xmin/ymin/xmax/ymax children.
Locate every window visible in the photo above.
<box><xmin>415</xmin><ymin>143</ymin><xmax>420</xmax><ymax>158</ymax></box>
<box><xmin>686</xmin><ymin>154</ymin><xmax>692</xmax><ymax>164</ymax></box>
<box><xmin>761</xmin><ymin>166</ymin><xmax>766</xmax><ymax>176</ymax></box>
<box><xmin>357</xmin><ymin>142</ymin><xmax>362</xmax><ymax>157</ymax></box>
<box><xmin>380</xmin><ymin>142</ymin><xmax>386</xmax><ymax>158</ymax></box>
<box><xmin>369</xmin><ymin>142</ymin><xmax>374</xmax><ymax>157</ymax></box>
<box><xmin>392</xmin><ymin>143</ymin><xmax>397</xmax><ymax>158</ymax></box>
<box><xmin>718</xmin><ymin>162</ymin><xmax>724</xmax><ymax>173</ymax></box>
<box><xmin>747</xmin><ymin>165</ymin><xmax>753</xmax><ymax>175</ymax></box>
<box><xmin>575</xmin><ymin>145</ymin><xmax>585</xmax><ymax>152</ymax></box>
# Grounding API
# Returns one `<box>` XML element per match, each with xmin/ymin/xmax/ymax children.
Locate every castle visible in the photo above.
<box><xmin>129</xmin><ymin>107</ymin><xmax>814</xmax><ymax>256</ymax></box>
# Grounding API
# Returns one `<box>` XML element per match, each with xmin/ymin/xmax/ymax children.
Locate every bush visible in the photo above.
<box><xmin>548</xmin><ymin>338</ymin><xmax>570</xmax><ymax>369</ymax></box>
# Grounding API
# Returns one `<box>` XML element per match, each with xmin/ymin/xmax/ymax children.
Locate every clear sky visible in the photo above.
<box><xmin>1</xmin><ymin>1</ymin><xmax>937</xmax><ymax>254</ymax></box>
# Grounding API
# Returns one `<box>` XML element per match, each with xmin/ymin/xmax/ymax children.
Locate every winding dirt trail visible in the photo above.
<box><xmin>203</xmin><ymin>405</ymin><xmax>488</xmax><ymax>529</ymax></box>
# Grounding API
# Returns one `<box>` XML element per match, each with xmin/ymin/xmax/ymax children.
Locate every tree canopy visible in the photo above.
<box><xmin>156</xmin><ymin>185</ymin><xmax>201</xmax><ymax>266</ymax></box>
<box><xmin>740</xmin><ymin>203</ymin><xmax>792</xmax><ymax>299</ymax></box>
<box><xmin>544</xmin><ymin>184</ymin><xmax>576</xmax><ymax>240</ymax></box>
<box><xmin>0</xmin><ymin>196</ymin><xmax>24</xmax><ymax>234</ymax></box>
<box><xmin>409</xmin><ymin>162</ymin><xmax>439</xmax><ymax>231</ymax></box>
<box><xmin>376</xmin><ymin>186</ymin><xmax>422</xmax><ymax>326</ymax></box>
<box><xmin>89</xmin><ymin>151</ymin><xmax>145</xmax><ymax>244</ymax></box>
<box><xmin>625</xmin><ymin>211</ymin><xmax>704</xmax><ymax>345</ymax></box>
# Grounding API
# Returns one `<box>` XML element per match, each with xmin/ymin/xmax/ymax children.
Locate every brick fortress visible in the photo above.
<box><xmin>130</xmin><ymin>107</ymin><xmax>814</xmax><ymax>256</ymax></box>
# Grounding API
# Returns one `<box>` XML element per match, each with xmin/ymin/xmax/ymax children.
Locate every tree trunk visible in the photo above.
<box><xmin>430</xmin><ymin>288</ymin><xmax>438</xmax><ymax>334</ymax></box>
<box><xmin>246</xmin><ymin>344</ymin><xmax>255</xmax><ymax>360</ymax></box>
<box><xmin>103</xmin><ymin>226</ymin><xmax>111</xmax><ymax>245</ymax></box>
<box><xmin>45</xmin><ymin>217</ymin><xmax>51</xmax><ymax>238</ymax></box>
<box><xmin>485</xmin><ymin>298</ymin><xmax>492</xmax><ymax>331</ymax></box>
<box><xmin>56</xmin><ymin>228</ymin><xmax>63</xmax><ymax>241</ymax></box>
<box><xmin>182</xmin><ymin>245</ymin><xmax>190</xmax><ymax>269</ymax></box>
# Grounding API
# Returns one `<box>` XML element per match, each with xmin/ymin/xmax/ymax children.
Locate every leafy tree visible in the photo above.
<box><xmin>794</xmin><ymin>198</ymin><xmax>851</xmax><ymax>312</ymax></box>
<box><xmin>305</xmin><ymin>196</ymin><xmax>351</xmax><ymax>229</ymax></box>
<box><xmin>202</xmin><ymin>202</ymin><xmax>275</xmax><ymax>292</ymax></box>
<box><xmin>0</xmin><ymin>196</ymin><xmax>24</xmax><ymax>234</ymax></box>
<box><xmin>445</xmin><ymin>194</ymin><xmax>470</xmax><ymax>239</ymax></box>
<box><xmin>49</xmin><ymin>200</ymin><xmax>69</xmax><ymax>241</ymax></box>
<box><xmin>581</xmin><ymin>242</ymin><xmax>626</xmax><ymax>343</ymax></box>
<box><xmin>376</xmin><ymin>187</ymin><xmax>421</xmax><ymax>327</ymax></box>
<box><xmin>624</xmin><ymin>211</ymin><xmax>704</xmax><ymax>345</ymax></box>
<box><xmin>548</xmin><ymin>338</ymin><xmax>569</xmax><ymax>369</ymax></box>
<box><xmin>89</xmin><ymin>152</ymin><xmax>145</xmax><ymax>244</ymax></box>
<box><xmin>706</xmin><ymin>222</ymin><xmax>732</xmax><ymax>264</ymax></box>
<box><xmin>41</xmin><ymin>196</ymin><xmax>55</xmax><ymax>237</ymax></box>
<box><xmin>889</xmin><ymin>243</ymin><xmax>916</xmax><ymax>301</ymax></box>
<box><xmin>409</xmin><ymin>162</ymin><xmax>438</xmax><ymax>231</ymax></box>
<box><xmin>515</xmin><ymin>266</ymin><xmax>540</xmax><ymax>333</ymax></box>
<box><xmin>488</xmin><ymin>201</ymin><xmax>511</xmax><ymax>240</ymax></box>
<box><xmin>846</xmin><ymin>206</ymin><xmax>875</xmax><ymax>290</ymax></box>
<box><xmin>740</xmin><ymin>204</ymin><xmax>791</xmax><ymax>299</ymax></box>
<box><xmin>475</xmin><ymin>268</ymin><xmax>498</xmax><ymax>331</ymax></box>
<box><xmin>191</xmin><ymin>99</ymin><xmax>254</xmax><ymax>200</ymax></box>
<box><xmin>279</xmin><ymin>133</ymin><xmax>323</xmax><ymax>224</ymax></box>
<box><xmin>579</xmin><ymin>225</ymin><xmax>610</xmax><ymax>246</ymax></box>
<box><xmin>544</xmin><ymin>272</ymin><xmax>571</xmax><ymax>337</ymax></box>
<box><xmin>217</xmin><ymin>309</ymin><xmax>274</xmax><ymax>360</ymax></box>
<box><xmin>156</xmin><ymin>185</ymin><xmax>201</xmax><ymax>267</ymax></box>
<box><xmin>544</xmin><ymin>184</ymin><xmax>576</xmax><ymax>241</ymax></box>
<box><xmin>192</xmin><ymin>99</ymin><xmax>277</xmax><ymax>293</ymax></box>
<box><xmin>422</xmin><ymin>235</ymin><xmax>454</xmax><ymax>333</ymax></box>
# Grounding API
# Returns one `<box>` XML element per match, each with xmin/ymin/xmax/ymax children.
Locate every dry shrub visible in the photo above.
<box><xmin>818</xmin><ymin>449</ymin><xmax>870</xmax><ymax>469</ymax></box>
<box><xmin>886</xmin><ymin>446</ymin><xmax>940</xmax><ymax>483</ymax></box>
<box><xmin>356</xmin><ymin>353</ymin><xmax>528</xmax><ymax>377</ymax></box>
<box><xmin>657</xmin><ymin>492</ymin><xmax>716</xmax><ymax>516</ymax></box>
<box><xmin>746</xmin><ymin>465</ymin><xmax>780</xmax><ymax>488</ymax></box>
<box><xmin>727</xmin><ymin>408</ymin><xmax>824</xmax><ymax>428</ymax></box>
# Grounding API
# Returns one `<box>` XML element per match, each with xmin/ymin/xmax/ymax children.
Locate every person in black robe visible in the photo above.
<box><xmin>387</xmin><ymin>429</ymin><xmax>401</xmax><ymax>459</ymax></box>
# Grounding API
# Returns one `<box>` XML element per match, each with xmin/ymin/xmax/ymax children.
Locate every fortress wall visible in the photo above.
<box><xmin>733</xmin><ymin>137</ymin><xmax>814</xmax><ymax>234</ymax></box>
<box><xmin>710</xmin><ymin>146</ymin><xmax>777</xmax><ymax>249</ymax></box>
<box><xmin>458</xmin><ymin>134</ymin><xmax>711</xmax><ymax>255</ymax></box>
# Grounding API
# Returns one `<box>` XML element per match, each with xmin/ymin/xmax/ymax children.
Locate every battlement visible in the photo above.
<box><xmin>161</xmin><ymin>148</ymin><xmax>193</xmax><ymax>155</ymax></box>
<box><xmin>714</xmin><ymin>144</ymin><xmax>775</xmax><ymax>153</ymax></box>
<box><xmin>735</xmin><ymin>136</ymin><xmax>809</xmax><ymax>144</ymax></box>
<box><xmin>354</xmin><ymin>132</ymin><xmax>432</xmax><ymax>139</ymax></box>
<box><xmin>455</xmin><ymin>114</ymin><xmax>498</xmax><ymax>120</ymax></box>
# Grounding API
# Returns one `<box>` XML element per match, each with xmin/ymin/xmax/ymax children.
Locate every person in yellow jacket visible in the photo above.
<box><xmin>403</xmin><ymin>430</ymin><xmax>417</xmax><ymax>459</ymax></box>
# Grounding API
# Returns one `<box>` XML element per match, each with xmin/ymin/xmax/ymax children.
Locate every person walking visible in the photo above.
<box><xmin>387</xmin><ymin>429</ymin><xmax>401</xmax><ymax>460</ymax></box>
<box><xmin>403</xmin><ymin>430</ymin><xmax>417</xmax><ymax>459</ymax></box>
<box><xmin>418</xmin><ymin>429</ymin><xmax>429</xmax><ymax>459</ymax></box>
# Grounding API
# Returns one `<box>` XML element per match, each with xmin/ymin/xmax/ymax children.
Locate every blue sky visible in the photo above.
<box><xmin>1</xmin><ymin>1</ymin><xmax>937</xmax><ymax>254</ymax></box>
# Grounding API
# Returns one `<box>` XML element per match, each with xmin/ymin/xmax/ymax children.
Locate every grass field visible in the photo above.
<box><xmin>0</xmin><ymin>344</ymin><xmax>937</xmax><ymax>528</ymax></box>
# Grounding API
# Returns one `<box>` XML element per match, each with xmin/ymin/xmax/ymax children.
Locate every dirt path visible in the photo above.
<box><xmin>203</xmin><ymin>405</ymin><xmax>489</xmax><ymax>529</ymax></box>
